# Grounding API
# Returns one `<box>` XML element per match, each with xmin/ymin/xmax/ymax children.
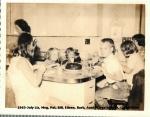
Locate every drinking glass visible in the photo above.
<box><xmin>59</xmin><ymin>52</ymin><xmax>66</xmax><ymax>66</ymax></box>
<box><xmin>88</xmin><ymin>57</ymin><xmax>92</xmax><ymax>73</ymax></box>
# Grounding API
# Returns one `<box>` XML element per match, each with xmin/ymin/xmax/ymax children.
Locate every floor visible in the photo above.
<box><xmin>5</xmin><ymin>87</ymin><xmax>16</xmax><ymax>108</ymax></box>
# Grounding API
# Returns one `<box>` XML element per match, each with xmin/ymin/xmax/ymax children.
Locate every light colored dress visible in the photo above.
<box><xmin>7</xmin><ymin>56</ymin><xmax>44</xmax><ymax>106</ymax></box>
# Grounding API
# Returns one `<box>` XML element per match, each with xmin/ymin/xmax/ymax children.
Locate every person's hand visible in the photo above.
<box><xmin>46</xmin><ymin>63</ymin><xmax>60</xmax><ymax>69</ymax></box>
<box><xmin>38</xmin><ymin>63</ymin><xmax>47</xmax><ymax>73</ymax></box>
<box><xmin>92</xmin><ymin>56</ymin><xmax>99</xmax><ymax>65</ymax></box>
<box><xmin>101</xmin><ymin>63</ymin><xmax>105</xmax><ymax>72</ymax></box>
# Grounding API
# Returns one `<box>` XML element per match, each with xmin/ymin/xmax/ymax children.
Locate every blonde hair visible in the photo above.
<box><xmin>44</xmin><ymin>47</ymin><xmax>58</xmax><ymax>59</ymax></box>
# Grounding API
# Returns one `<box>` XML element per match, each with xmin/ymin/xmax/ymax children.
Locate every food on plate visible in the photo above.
<box><xmin>65</xmin><ymin>63</ymin><xmax>82</xmax><ymax>70</ymax></box>
<box><xmin>46</xmin><ymin>63</ymin><xmax>60</xmax><ymax>69</ymax></box>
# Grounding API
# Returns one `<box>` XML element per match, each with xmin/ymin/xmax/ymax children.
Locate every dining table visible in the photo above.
<box><xmin>40</xmin><ymin>64</ymin><xmax>103</xmax><ymax>108</ymax></box>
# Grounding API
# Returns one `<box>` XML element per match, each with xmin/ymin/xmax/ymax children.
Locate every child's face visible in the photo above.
<box><xmin>100</xmin><ymin>42</ymin><xmax>113</xmax><ymax>58</ymax></box>
<box><xmin>122</xmin><ymin>51</ymin><xmax>129</xmax><ymax>58</ymax></box>
<box><xmin>67</xmin><ymin>51</ymin><xmax>75</xmax><ymax>59</ymax></box>
<box><xmin>49</xmin><ymin>50</ymin><xmax>58</xmax><ymax>62</ymax></box>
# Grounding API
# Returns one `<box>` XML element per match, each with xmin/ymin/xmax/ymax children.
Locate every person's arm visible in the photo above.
<box><xmin>102</xmin><ymin>63</ymin><xmax>123</xmax><ymax>81</ymax></box>
<box><xmin>121</xmin><ymin>65</ymin><xmax>133</xmax><ymax>74</ymax></box>
<box><xmin>103</xmin><ymin>68</ymin><xmax>123</xmax><ymax>81</ymax></box>
<box><xmin>120</xmin><ymin>57</ymin><xmax>134</xmax><ymax>74</ymax></box>
<box><xmin>120</xmin><ymin>61</ymin><xmax>127</xmax><ymax>67</ymax></box>
<box><xmin>17</xmin><ymin>58</ymin><xmax>46</xmax><ymax>87</ymax></box>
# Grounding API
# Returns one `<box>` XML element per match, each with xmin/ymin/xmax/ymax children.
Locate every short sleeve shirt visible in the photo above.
<box><xmin>103</xmin><ymin>54</ymin><xmax>125</xmax><ymax>83</ymax></box>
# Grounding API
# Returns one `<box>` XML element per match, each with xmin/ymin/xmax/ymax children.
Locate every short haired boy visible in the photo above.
<box><xmin>132</xmin><ymin>34</ymin><xmax>145</xmax><ymax>61</ymax></box>
<box><xmin>95</xmin><ymin>38</ymin><xmax>130</xmax><ymax>107</ymax></box>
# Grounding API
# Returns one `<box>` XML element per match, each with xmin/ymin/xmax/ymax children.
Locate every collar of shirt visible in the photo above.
<box><xmin>103</xmin><ymin>53</ymin><xmax>114</xmax><ymax>63</ymax></box>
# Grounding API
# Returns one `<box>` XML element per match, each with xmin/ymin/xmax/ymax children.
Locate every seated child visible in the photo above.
<box><xmin>120</xmin><ymin>40</ymin><xmax>144</xmax><ymax>87</ymax></box>
<box><xmin>95</xmin><ymin>38</ymin><xmax>130</xmax><ymax>107</ymax></box>
<box><xmin>132</xmin><ymin>34</ymin><xmax>145</xmax><ymax>61</ymax></box>
<box><xmin>44</xmin><ymin>48</ymin><xmax>60</xmax><ymax>68</ymax></box>
<box><xmin>62</xmin><ymin>47</ymin><xmax>81</xmax><ymax>64</ymax></box>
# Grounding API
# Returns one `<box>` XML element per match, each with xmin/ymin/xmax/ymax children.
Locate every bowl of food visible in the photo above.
<box><xmin>65</xmin><ymin>63</ymin><xmax>82</xmax><ymax>72</ymax></box>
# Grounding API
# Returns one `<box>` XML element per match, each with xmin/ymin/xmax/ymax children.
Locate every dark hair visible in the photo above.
<box><xmin>15</xmin><ymin>19</ymin><xmax>31</xmax><ymax>33</ymax></box>
<box><xmin>132</xmin><ymin>34</ymin><xmax>145</xmax><ymax>47</ymax></box>
<box><xmin>14</xmin><ymin>33</ymin><xmax>37</xmax><ymax>65</ymax></box>
<box><xmin>34</xmin><ymin>46</ymin><xmax>41</xmax><ymax>61</ymax></box>
<box><xmin>65</xmin><ymin>47</ymin><xmax>75</xmax><ymax>58</ymax></box>
<box><xmin>101</xmin><ymin>38</ymin><xmax>116</xmax><ymax>54</ymax></box>
<box><xmin>120</xmin><ymin>40</ymin><xmax>138</xmax><ymax>56</ymax></box>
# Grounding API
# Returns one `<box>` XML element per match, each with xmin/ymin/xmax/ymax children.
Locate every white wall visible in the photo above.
<box><xmin>36</xmin><ymin>37</ymin><xmax>101</xmax><ymax>53</ymax></box>
<box><xmin>6</xmin><ymin>36</ymin><xmax>101</xmax><ymax>55</ymax></box>
<box><xmin>6</xmin><ymin>4</ymin><xmax>144</xmax><ymax>61</ymax></box>
<box><xmin>101</xmin><ymin>4</ymin><xmax>138</xmax><ymax>60</ymax></box>
<box><xmin>101</xmin><ymin>4</ymin><xmax>136</xmax><ymax>38</ymax></box>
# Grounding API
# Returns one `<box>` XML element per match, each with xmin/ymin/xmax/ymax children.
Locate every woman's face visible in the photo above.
<box><xmin>15</xmin><ymin>25</ymin><xmax>23</xmax><ymax>34</ymax></box>
<box><xmin>27</xmin><ymin>41</ymin><xmax>36</xmax><ymax>58</ymax></box>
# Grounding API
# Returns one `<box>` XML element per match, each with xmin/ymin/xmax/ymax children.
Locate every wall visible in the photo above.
<box><xmin>6</xmin><ymin>3</ymin><xmax>144</xmax><ymax>60</ymax></box>
<box><xmin>6</xmin><ymin>3</ymin><xmax>23</xmax><ymax>35</ymax></box>
<box><xmin>36</xmin><ymin>36</ymin><xmax>101</xmax><ymax>53</ymax></box>
<box><xmin>101</xmin><ymin>4</ymin><xmax>143</xmax><ymax>60</ymax></box>
<box><xmin>6</xmin><ymin>3</ymin><xmax>102</xmax><ymax>55</ymax></box>
<box><xmin>7</xmin><ymin>3</ymin><xmax>99</xmax><ymax>36</ymax></box>
<box><xmin>6</xmin><ymin>36</ymin><xmax>101</xmax><ymax>55</ymax></box>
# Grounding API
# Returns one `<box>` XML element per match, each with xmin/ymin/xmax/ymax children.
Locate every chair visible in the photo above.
<box><xmin>6</xmin><ymin>74</ymin><xmax>16</xmax><ymax>108</ymax></box>
<box><xmin>95</xmin><ymin>80</ymin><xmax>130</xmax><ymax>110</ymax></box>
<box><xmin>106</xmin><ymin>69</ymin><xmax>144</xmax><ymax>110</ymax></box>
<box><xmin>107</xmin><ymin>98</ymin><xmax>128</xmax><ymax>110</ymax></box>
<box><xmin>128</xmin><ymin>69</ymin><xmax>144</xmax><ymax>110</ymax></box>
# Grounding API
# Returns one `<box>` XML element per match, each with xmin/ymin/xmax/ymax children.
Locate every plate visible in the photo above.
<box><xmin>64</xmin><ymin>68</ymin><xmax>81</xmax><ymax>72</ymax></box>
<box><xmin>44</xmin><ymin>70</ymin><xmax>55</xmax><ymax>76</ymax></box>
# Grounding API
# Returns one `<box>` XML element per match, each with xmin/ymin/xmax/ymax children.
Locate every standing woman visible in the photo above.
<box><xmin>7</xmin><ymin>33</ymin><xmax>46</xmax><ymax>106</ymax></box>
<box><xmin>15</xmin><ymin>19</ymin><xmax>31</xmax><ymax>34</ymax></box>
<box><xmin>14</xmin><ymin>19</ymin><xmax>40</xmax><ymax>61</ymax></box>
<box><xmin>132</xmin><ymin>34</ymin><xmax>145</xmax><ymax>61</ymax></box>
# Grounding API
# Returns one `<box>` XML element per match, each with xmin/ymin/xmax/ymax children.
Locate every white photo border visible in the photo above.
<box><xmin>0</xmin><ymin>0</ymin><xmax>150</xmax><ymax>116</ymax></box>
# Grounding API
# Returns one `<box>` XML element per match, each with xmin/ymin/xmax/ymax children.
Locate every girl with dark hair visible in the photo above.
<box><xmin>7</xmin><ymin>33</ymin><xmax>46</xmax><ymax>106</ymax></box>
<box><xmin>7</xmin><ymin>33</ymin><xmax>70</xmax><ymax>107</ymax></box>
<box><xmin>62</xmin><ymin>47</ymin><xmax>81</xmax><ymax>64</ymax></box>
<box><xmin>132</xmin><ymin>34</ymin><xmax>145</xmax><ymax>60</ymax></box>
<box><xmin>120</xmin><ymin>40</ymin><xmax>144</xmax><ymax>87</ymax></box>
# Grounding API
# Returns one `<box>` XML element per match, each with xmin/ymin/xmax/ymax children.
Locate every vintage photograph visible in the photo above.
<box><xmin>5</xmin><ymin>3</ymin><xmax>145</xmax><ymax>111</ymax></box>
